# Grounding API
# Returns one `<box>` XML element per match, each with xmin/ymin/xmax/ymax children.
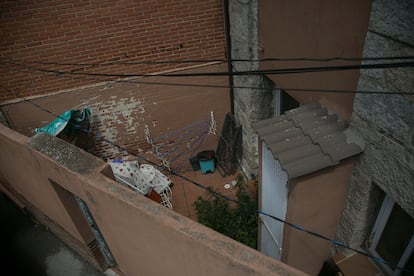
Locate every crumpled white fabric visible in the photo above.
<box><xmin>108</xmin><ymin>160</ymin><xmax>171</xmax><ymax>196</ymax></box>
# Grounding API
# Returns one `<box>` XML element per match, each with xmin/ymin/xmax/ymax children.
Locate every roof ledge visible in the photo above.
<box><xmin>255</xmin><ymin>103</ymin><xmax>365</xmax><ymax>179</ymax></box>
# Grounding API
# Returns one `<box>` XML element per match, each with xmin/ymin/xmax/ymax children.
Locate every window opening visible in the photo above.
<box><xmin>369</xmin><ymin>194</ymin><xmax>414</xmax><ymax>275</ymax></box>
<box><xmin>275</xmin><ymin>88</ymin><xmax>300</xmax><ymax>116</ymax></box>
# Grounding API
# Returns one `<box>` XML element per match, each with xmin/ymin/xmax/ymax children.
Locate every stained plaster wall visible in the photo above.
<box><xmin>336</xmin><ymin>0</ymin><xmax>414</xmax><ymax>250</ymax></box>
<box><xmin>0</xmin><ymin>124</ymin><xmax>305</xmax><ymax>276</ymax></box>
<box><xmin>281</xmin><ymin>159</ymin><xmax>356</xmax><ymax>275</ymax></box>
<box><xmin>257</xmin><ymin>0</ymin><xmax>371</xmax><ymax>121</ymax></box>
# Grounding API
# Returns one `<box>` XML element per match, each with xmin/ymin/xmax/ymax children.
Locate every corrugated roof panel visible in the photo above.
<box><xmin>308</xmin><ymin>122</ymin><xmax>347</xmax><ymax>142</ymax></box>
<box><xmin>259</xmin><ymin>120</ymin><xmax>295</xmax><ymax>137</ymax></box>
<box><xmin>277</xmin><ymin>143</ymin><xmax>322</xmax><ymax>165</ymax></box>
<box><xmin>284</xmin><ymin>153</ymin><xmax>333</xmax><ymax>179</ymax></box>
<box><xmin>253</xmin><ymin>114</ymin><xmax>287</xmax><ymax>130</ymax></box>
<box><xmin>323</xmin><ymin>143</ymin><xmax>363</xmax><ymax>163</ymax></box>
<box><xmin>287</xmin><ymin>108</ymin><xmax>328</xmax><ymax>124</ymax></box>
<box><xmin>262</xmin><ymin>126</ymin><xmax>303</xmax><ymax>145</ymax></box>
<box><xmin>296</xmin><ymin>114</ymin><xmax>339</xmax><ymax>132</ymax></box>
<box><xmin>254</xmin><ymin>102</ymin><xmax>364</xmax><ymax>179</ymax></box>
<box><xmin>258</xmin><ymin>120</ymin><xmax>295</xmax><ymax>138</ymax></box>
<box><xmin>316</xmin><ymin>132</ymin><xmax>347</xmax><ymax>150</ymax></box>
<box><xmin>268</xmin><ymin>135</ymin><xmax>313</xmax><ymax>154</ymax></box>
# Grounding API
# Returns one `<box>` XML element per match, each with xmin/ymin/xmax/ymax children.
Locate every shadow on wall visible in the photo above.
<box><xmin>0</xmin><ymin>193</ymin><xmax>103</xmax><ymax>276</ymax></box>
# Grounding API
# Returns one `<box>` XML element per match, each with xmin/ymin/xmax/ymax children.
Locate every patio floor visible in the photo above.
<box><xmin>169</xmin><ymin>168</ymin><xmax>241</xmax><ymax>220</ymax></box>
<box><xmin>0</xmin><ymin>62</ymin><xmax>249</xmax><ymax>221</ymax></box>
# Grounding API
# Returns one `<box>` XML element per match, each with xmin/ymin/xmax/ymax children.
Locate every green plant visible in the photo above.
<box><xmin>193</xmin><ymin>177</ymin><xmax>258</xmax><ymax>248</ymax></box>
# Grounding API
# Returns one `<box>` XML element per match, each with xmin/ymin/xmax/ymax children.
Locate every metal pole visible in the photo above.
<box><xmin>224</xmin><ymin>0</ymin><xmax>234</xmax><ymax>115</ymax></box>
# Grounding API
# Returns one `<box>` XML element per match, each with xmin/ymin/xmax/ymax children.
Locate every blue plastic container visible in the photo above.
<box><xmin>198</xmin><ymin>150</ymin><xmax>216</xmax><ymax>174</ymax></box>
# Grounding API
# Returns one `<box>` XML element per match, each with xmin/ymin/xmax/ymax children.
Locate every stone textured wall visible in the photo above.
<box><xmin>336</xmin><ymin>0</ymin><xmax>414</xmax><ymax>249</ymax></box>
<box><xmin>229</xmin><ymin>0</ymin><xmax>276</xmax><ymax>177</ymax></box>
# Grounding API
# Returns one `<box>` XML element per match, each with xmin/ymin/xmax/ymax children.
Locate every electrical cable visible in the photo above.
<box><xmin>235</xmin><ymin>0</ymin><xmax>253</xmax><ymax>5</ymax></box>
<box><xmin>1</xmin><ymin>62</ymin><xmax>413</xmax><ymax>96</ymax></box>
<box><xmin>1</xmin><ymin>84</ymin><xmax>412</xmax><ymax>274</ymax></box>
<box><xmin>3</xmin><ymin>55</ymin><xmax>414</xmax><ymax>67</ymax></box>
<box><xmin>3</xmin><ymin>59</ymin><xmax>414</xmax><ymax>78</ymax></box>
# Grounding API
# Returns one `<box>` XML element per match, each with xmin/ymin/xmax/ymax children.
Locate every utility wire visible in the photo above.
<box><xmin>3</xmin><ymin>59</ymin><xmax>414</xmax><ymax>78</ymax></box>
<box><xmin>3</xmin><ymin>56</ymin><xmax>414</xmax><ymax>66</ymax></box>
<box><xmin>124</xmin><ymin>77</ymin><xmax>414</xmax><ymax>95</ymax></box>
<box><xmin>2</xmin><ymin>62</ymin><xmax>413</xmax><ymax>96</ymax></box>
<box><xmin>1</xmin><ymin>85</ymin><xmax>411</xmax><ymax>274</ymax></box>
<box><xmin>235</xmin><ymin>0</ymin><xmax>253</xmax><ymax>5</ymax></box>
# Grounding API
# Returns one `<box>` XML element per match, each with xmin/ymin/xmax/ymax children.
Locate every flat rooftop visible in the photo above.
<box><xmin>1</xmin><ymin>62</ymin><xmax>246</xmax><ymax>220</ymax></box>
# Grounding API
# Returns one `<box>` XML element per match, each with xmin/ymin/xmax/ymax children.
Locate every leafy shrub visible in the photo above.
<box><xmin>193</xmin><ymin>177</ymin><xmax>258</xmax><ymax>248</ymax></box>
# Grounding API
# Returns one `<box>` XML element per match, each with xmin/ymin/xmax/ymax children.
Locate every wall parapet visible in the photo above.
<box><xmin>0</xmin><ymin>124</ymin><xmax>304</xmax><ymax>276</ymax></box>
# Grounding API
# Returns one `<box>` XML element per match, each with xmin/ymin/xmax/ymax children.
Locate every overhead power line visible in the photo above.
<box><xmin>122</xmin><ymin>78</ymin><xmax>414</xmax><ymax>95</ymax></box>
<box><xmin>3</xmin><ymin>59</ymin><xmax>414</xmax><ymax>78</ymax></box>
<box><xmin>0</xmin><ymin>85</ymin><xmax>412</xmax><ymax>274</ymax></box>
<box><xmin>2</xmin><ymin>56</ymin><xmax>414</xmax><ymax>66</ymax></box>
<box><xmin>2</xmin><ymin>62</ymin><xmax>413</xmax><ymax>96</ymax></box>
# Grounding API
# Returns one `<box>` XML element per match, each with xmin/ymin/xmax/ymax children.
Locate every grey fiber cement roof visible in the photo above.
<box><xmin>254</xmin><ymin>102</ymin><xmax>365</xmax><ymax>179</ymax></box>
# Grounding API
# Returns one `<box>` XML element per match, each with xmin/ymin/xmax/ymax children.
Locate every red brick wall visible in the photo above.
<box><xmin>0</xmin><ymin>0</ymin><xmax>225</xmax><ymax>102</ymax></box>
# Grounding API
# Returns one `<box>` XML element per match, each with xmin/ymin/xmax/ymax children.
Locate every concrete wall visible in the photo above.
<box><xmin>336</xmin><ymin>0</ymin><xmax>414</xmax><ymax>250</ymax></box>
<box><xmin>282</xmin><ymin>159</ymin><xmax>356</xmax><ymax>275</ymax></box>
<box><xmin>0</xmin><ymin>0</ymin><xmax>225</xmax><ymax>102</ymax></box>
<box><xmin>0</xmin><ymin>124</ymin><xmax>305</xmax><ymax>276</ymax></box>
<box><xmin>229</xmin><ymin>0</ymin><xmax>277</xmax><ymax>178</ymax></box>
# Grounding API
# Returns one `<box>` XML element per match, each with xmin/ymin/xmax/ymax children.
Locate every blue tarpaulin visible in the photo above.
<box><xmin>35</xmin><ymin>108</ymin><xmax>91</xmax><ymax>137</ymax></box>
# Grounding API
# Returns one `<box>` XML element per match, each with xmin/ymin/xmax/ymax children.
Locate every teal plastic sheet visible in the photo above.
<box><xmin>35</xmin><ymin>108</ymin><xmax>91</xmax><ymax>137</ymax></box>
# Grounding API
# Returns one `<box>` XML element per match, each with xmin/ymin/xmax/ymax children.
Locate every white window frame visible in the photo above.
<box><xmin>369</xmin><ymin>195</ymin><xmax>414</xmax><ymax>275</ymax></box>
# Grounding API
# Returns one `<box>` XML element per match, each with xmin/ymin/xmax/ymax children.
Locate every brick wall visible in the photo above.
<box><xmin>0</xmin><ymin>0</ymin><xmax>225</xmax><ymax>102</ymax></box>
<box><xmin>1</xmin><ymin>62</ymin><xmax>230</xmax><ymax>167</ymax></box>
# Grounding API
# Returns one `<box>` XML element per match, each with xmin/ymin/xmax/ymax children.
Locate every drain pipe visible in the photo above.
<box><xmin>224</xmin><ymin>0</ymin><xmax>234</xmax><ymax>115</ymax></box>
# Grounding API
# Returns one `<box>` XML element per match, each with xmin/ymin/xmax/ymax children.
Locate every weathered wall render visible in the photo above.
<box><xmin>336</xmin><ymin>0</ymin><xmax>414</xmax><ymax>250</ymax></box>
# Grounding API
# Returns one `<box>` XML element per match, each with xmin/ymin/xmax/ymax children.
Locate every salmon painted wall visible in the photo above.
<box><xmin>258</xmin><ymin>0</ymin><xmax>372</xmax><ymax>121</ymax></box>
<box><xmin>0</xmin><ymin>124</ymin><xmax>305</xmax><ymax>276</ymax></box>
<box><xmin>0</xmin><ymin>127</ymin><xmax>86</xmax><ymax>242</ymax></box>
<box><xmin>281</xmin><ymin>158</ymin><xmax>357</xmax><ymax>275</ymax></box>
